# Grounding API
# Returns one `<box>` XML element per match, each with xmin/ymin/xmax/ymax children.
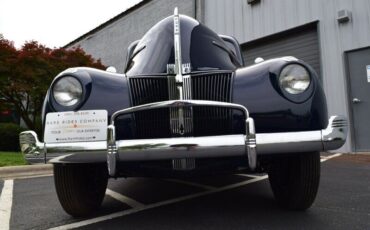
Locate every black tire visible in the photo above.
<box><xmin>268</xmin><ymin>152</ymin><xmax>320</xmax><ymax>211</ymax></box>
<box><xmin>53</xmin><ymin>163</ymin><xmax>108</xmax><ymax>217</ymax></box>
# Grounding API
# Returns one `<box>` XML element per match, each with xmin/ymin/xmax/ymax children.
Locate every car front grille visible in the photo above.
<box><xmin>191</xmin><ymin>73</ymin><xmax>233</xmax><ymax>136</ymax></box>
<box><xmin>191</xmin><ymin>72</ymin><xmax>232</xmax><ymax>102</ymax></box>
<box><xmin>129</xmin><ymin>77</ymin><xmax>168</xmax><ymax>106</ymax></box>
<box><xmin>123</xmin><ymin>72</ymin><xmax>235</xmax><ymax>139</ymax></box>
<box><xmin>128</xmin><ymin>77</ymin><xmax>171</xmax><ymax>138</ymax></box>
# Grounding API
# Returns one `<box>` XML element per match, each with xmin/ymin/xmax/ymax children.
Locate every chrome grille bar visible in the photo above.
<box><xmin>191</xmin><ymin>72</ymin><xmax>233</xmax><ymax>135</ymax></box>
<box><xmin>129</xmin><ymin>77</ymin><xmax>168</xmax><ymax>106</ymax></box>
<box><xmin>112</xmin><ymin>100</ymin><xmax>249</xmax><ymax>124</ymax></box>
<box><xmin>128</xmin><ymin>77</ymin><xmax>170</xmax><ymax>138</ymax></box>
<box><xmin>128</xmin><ymin>72</ymin><xmax>234</xmax><ymax>138</ymax></box>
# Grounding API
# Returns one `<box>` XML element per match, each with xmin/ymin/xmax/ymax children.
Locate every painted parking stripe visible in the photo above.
<box><xmin>164</xmin><ymin>179</ymin><xmax>217</xmax><ymax>190</ymax></box>
<box><xmin>235</xmin><ymin>174</ymin><xmax>263</xmax><ymax>179</ymax></box>
<box><xmin>9</xmin><ymin>174</ymin><xmax>54</xmax><ymax>180</ymax></box>
<box><xmin>106</xmin><ymin>189</ymin><xmax>145</xmax><ymax>208</ymax></box>
<box><xmin>50</xmin><ymin>153</ymin><xmax>342</xmax><ymax>230</ymax></box>
<box><xmin>49</xmin><ymin>176</ymin><xmax>267</xmax><ymax>230</ymax></box>
<box><xmin>0</xmin><ymin>180</ymin><xmax>13</xmax><ymax>230</ymax></box>
<box><xmin>321</xmin><ymin>153</ymin><xmax>342</xmax><ymax>162</ymax></box>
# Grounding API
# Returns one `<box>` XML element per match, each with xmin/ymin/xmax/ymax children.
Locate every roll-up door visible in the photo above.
<box><xmin>242</xmin><ymin>23</ymin><xmax>321</xmax><ymax>77</ymax></box>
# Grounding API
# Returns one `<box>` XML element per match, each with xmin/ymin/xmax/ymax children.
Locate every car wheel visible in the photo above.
<box><xmin>268</xmin><ymin>152</ymin><xmax>320</xmax><ymax>211</ymax></box>
<box><xmin>53</xmin><ymin>163</ymin><xmax>108</xmax><ymax>217</ymax></box>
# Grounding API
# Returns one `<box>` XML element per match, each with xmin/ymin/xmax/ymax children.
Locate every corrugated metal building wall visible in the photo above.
<box><xmin>203</xmin><ymin>0</ymin><xmax>370</xmax><ymax>152</ymax></box>
<box><xmin>66</xmin><ymin>0</ymin><xmax>370</xmax><ymax>152</ymax></box>
<box><xmin>242</xmin><ymin>23</ymin><xmax>321</xmax><ymax>77</ymax></box>
<box><xmin>67</xmin><ymin>0</ymin><xmax>195</xmax><ymax>72</ymax></box>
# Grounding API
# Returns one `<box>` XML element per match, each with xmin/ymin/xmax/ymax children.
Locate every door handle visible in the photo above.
<box><xmin>353</xmin><ymin>98</ymin><xmax>361</xmax><ymax>104</ymax></box>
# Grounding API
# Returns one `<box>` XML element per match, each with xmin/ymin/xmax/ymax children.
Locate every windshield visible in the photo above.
<box><xmin>125</xmin><ymin>15</ymin><xmax>240</xmax><ymax>76</ymax></box>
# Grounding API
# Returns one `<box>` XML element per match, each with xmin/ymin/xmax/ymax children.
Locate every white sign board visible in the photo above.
<box><xmin>367</xmin><ymin>65</ymin><xmax>370</xmax><ymax>83</ymax></box>
<box><xmin>44</xmin><ymin>110</ymin><xmax>107</xmax><ymax>143</ymax></box>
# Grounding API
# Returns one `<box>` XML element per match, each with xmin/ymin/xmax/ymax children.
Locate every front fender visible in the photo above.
<box><xmin>42</xmin><ymin>67</ymin><xmax>131</xmax><ymax>140</ymax></box>
<box><xmin>232</xmin><ymin>57</ymin><xmax>328</xmax><ymax>133</ymax></box>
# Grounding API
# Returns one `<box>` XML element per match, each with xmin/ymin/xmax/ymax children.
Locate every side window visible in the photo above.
<box><xmin>219</xmin><ymin>35</ymin><xmax>244</xmax><ymax>66</ymax></box>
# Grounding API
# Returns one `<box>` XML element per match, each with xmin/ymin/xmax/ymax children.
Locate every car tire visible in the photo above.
<box><xmin>268</xmin><ymin>152</ymin><xmax>320</xmax><ymax>211</ymax></box>
<box><xmin>53</xmin><ymin>163</ymin><xmax>108</xmax><ymax>217</ymax></box>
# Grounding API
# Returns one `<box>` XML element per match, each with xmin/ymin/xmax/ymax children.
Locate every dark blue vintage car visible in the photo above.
<box><xmin>20</xmin><ymin>9</ymin><xmax>347</xmax><ymax>217</ymax></box>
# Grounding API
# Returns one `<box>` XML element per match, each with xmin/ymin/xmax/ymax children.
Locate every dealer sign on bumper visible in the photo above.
<box><xmin>44</xmin><ymin>110</ymin><xmax>108</xmax><ymax>143</ymax></box>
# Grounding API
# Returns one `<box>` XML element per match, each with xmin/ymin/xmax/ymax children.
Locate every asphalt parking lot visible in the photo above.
<box><xmin>0</xmin><ymin>153</ymin><xmax>369</xmax><ymax>230</ymax></box>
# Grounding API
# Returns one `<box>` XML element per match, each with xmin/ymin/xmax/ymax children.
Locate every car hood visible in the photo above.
<box><xmin>125</xmin><ymin>14</ymin><xmax>240</xmax><ymax>76</ymax></box>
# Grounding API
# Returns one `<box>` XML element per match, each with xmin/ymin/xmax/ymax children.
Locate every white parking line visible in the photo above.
<box><xmin>0</xmin><ymin>180</ymin><xmax>13</xmax><ymax>230</ymax></box>
<box><xmin>106</xmin><ymin>189</ymin><xmax>145</xmax><ymax>208</ymax></box>
<box><xmin>49</xmin><ymin>176</ymin><xmax>267</xmax><ymax>230</ymax></box>
<box><xmin>321</xmin><ymin>153</ymin><xmax>342</xmax><ymax>162</ymax></box>
<box><xmin>235</xmin><ymin>174</ymin><xmax>264</xmax><ymax>179</ymax></box>
<box><xmin>50</xmin><ymin>153</ymin><xmax>342</xmax><ymax>230</ymax></box>
<box><xmin>8</xmin><ymin>174</ymin><xmax>54</xmax><ymax>180</ymax></box>
<box><xmin>165</xmin><ymin>179</ymin><xmax>217</xmax><ymax>190</ymax></box>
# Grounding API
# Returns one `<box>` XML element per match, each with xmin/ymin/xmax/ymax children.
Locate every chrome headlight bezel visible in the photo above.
<box><xmin>277</xmin><ymin>63</ymin><xmax>315</xmax><ymax>103</ymax></box>
<box><xmin>279</xmin><ymin>64</ymin><xmax>311</xmax><ymax>95</ymax></box>
<box><xmin>52</xmin><ymin>76</ymin><xmax>83</xmax><ymax>107</ymax></box>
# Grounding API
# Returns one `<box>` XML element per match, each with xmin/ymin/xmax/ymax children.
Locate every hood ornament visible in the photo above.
<box><xmin>173</xmin><ymin>7</ymin><xmax>183</xmax><ymax>80</ymax></box>
<box><xmin>167</xmin><ymin>8</ymin><xmax>193</xmax><ymax>136</ymax></box>
<box><xmin>167</xmin><ymin>8</ymin><xmax>192</xmax><ymax>77</ymax></box>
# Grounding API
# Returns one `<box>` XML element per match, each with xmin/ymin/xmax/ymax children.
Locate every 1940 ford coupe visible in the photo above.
<box><xmin>20</xmin><ymin>9</ymin><xmax>347</xmax><ymax>217</ymax></box>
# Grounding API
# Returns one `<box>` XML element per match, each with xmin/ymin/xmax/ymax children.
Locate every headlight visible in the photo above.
<box><xmin>53</xmin><ymin>76</ymin><xmax>83</xmax><ymax>106</ymax></box>
<box><xmin>279</xmin><ymin>64</ymin><xmax>311</xmax><ymax>94</ymax></box>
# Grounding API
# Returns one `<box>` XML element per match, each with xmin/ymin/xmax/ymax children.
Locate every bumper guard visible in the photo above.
<box><xmin>19</xmin><ymin>100</ymin><xmax>347</xmax><ymax>176</ymax></box>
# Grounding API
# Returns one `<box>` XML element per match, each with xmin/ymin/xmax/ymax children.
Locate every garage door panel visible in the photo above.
<box><xmin>242</xmin><ymin>25</ymin><xmax>321</xmax><ymax>77</ymax></box>
<box><xmin>244</xmin><ymin>34</ymin><xmax>318</xmax><ymax>55</ymax></box>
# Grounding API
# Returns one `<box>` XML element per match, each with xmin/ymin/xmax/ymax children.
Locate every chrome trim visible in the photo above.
<box><xmin>20</xmin><ymin>115</ymin><xmax>347</xmax><ymax>169</ymax></box>
<box><xmin>255</xmin><ymin>115</ymin><xmax>348</xmax><ymax>154</ymax></box>
<box><xmin>107</xmin><ymin>125</ymin><xmax>118</xmax><ymax>176</ymax></box>
<box><xmin>182</xmin><ymin>76</ymin><xmax>193</xmax><ymax>135</ymax></box>
<box><xmin>173</xmin><ymin>7</ymin><xmax>183</xmax><ymax>80</ymax></box>
<box><xmin>173</xmin><ymin>158</ymin><xmax>195</xmax><ymax>170</ymax></box>
<box><xmin>19</xmin><ymin>133</ymin><xmax>107</xmax><ymax>163</ymax></box>
<box><xmin>169</xmin><ymin>8</ymin><xmax>189</xmax><ymax>136</ymax></box>
<box><xmin>256</xmin><ymin>130</ymin><xmax>323</xmax><ymax>154</ymax></box>
<box><xmin>167</xmin><ymin>64</ymin><xmax>176</xmax><ymax>75</ymax></box>
<box><xmin>109</xmin><ymin>99</ymin><xmax>253</xmax><ymax>173</ymax></box>
<box><xmin>111</xmin><ymin>100</ymin><xmax>249</xmax><ymax>124</ymax></box>
<box><xmin>182</xmin><ymin>63</ymin><xmax>191</xmax><ymax>74</ymax></box>
<box><xmin>183</xmin><ymin>75</ymin><xmax>192</xmax><ymax>100</ymax></box>
<box><xmin>19</xmin><ymin>131</ymin><xmax>45</xmax><ymax>163</ymax></box>
<box><xmin>111</xmin><ymin>99</ymin><xmax>250</xmax><ymax>138</ymax></box>
<box><xmin>115</xmin><ymin>135</ymin><xmax>246</xmax><ymax>161</ymax></box>
<box><xmin>321</xmin><ymin>115</ymin><xmax>348</xmax><ymax>150</ymax></box>
<box><xmin>166</xmin><ymin>63</ymin><xmax>191</xmax><ymax>76</ymax></box>
<box><xmin>246</xmin><ymin>117</ymin><xmax>256</xmax><ymax>170</ymax></box>
<box><xmin>106</xmin><ymin>66</ymin><xmax>117</xmax><ymax>73</ymax></box>
<box><xmin>352</xmin><ymin>98</ymin><xmax>361</xmax><ymax>104</ymax></box>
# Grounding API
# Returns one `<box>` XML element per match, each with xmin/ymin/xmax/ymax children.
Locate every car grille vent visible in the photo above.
<box><xmin>129</xmin><ymin>77</ymin><xmax>168</xmax><ymax>106</ymax></box>
<box><xmin>191</xmin><ymin>73</ymin><xmax>233</xmax><ymax>136</ymax></box>
<box><xmin>172</xmin><ymin>158</ymin><xmax>196</xmax><ymax>171</ymax></box>
<box><xmin>128</xmin><ymin>77</ymin><xmax>171</xmax><ymax>138</ymax></box>
<box><xmin>125</xmin><ymin>72</ymin><xmax>234</xmax><ymax>139</ymax></box>
<box><xmin>191</xmin><ymin>72</ymin><xmax>232</xmax><ymax>102</ymax></box>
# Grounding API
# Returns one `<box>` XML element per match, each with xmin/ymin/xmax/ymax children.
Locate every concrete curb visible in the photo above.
<box><xmin>0</xmin><ymin>164</ymin><xmax>53</xmax><ymax>180</ymax></box>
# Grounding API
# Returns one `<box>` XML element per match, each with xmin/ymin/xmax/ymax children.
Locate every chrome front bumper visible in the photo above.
<box><xmin>19</xmin><ymin>100</ymin><xmax>348</xmax><ymax>176</ymax></box>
